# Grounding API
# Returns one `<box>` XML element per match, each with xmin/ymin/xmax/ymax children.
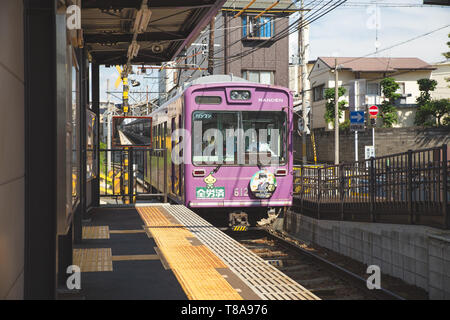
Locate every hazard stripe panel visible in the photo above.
<box><xmin>137</xmin><ymin>206</ymin><xmax>243</xmax><ymax>300</ymax></box>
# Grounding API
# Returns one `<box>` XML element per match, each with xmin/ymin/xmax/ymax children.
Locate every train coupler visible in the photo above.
<box><xmin>229</xmin><ymin>212</ymin><xmax>249</xmax><ymax>231</ymax></box>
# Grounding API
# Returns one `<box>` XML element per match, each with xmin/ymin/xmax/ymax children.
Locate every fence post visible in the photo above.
<box><xmin>442</xmin><ymin>144</ymin><xmax>448</xmax><ymax>229</ymax></box>
<box><xmin>339</xmin><ymin>164</ymin><xmax>344</xmax><ymax>220</ymax></box>
<box><xmin>369</xmin><ymin>157</ymin><xmax>376</xmax><ymax>222</ymax></box>
<box><xmin>164</xmin><ymin>149</ymin><xmax>168</xmax><ymax>203</ymax></box>
<box><xmin>300</xmin><ymin>165</ymin><xmax>304</xmax><ymax>213</ymax></box>
<box><xmin>317</xmin><ymin>167</ymin><xmax>322</xmax><ymax>219</ymax></box>
<box><xmin>129</xmin><ymin>148</ymin><xmax>134</xmax><ymax>203</ymax></box>
<box><xmin>407</xmin><ymin>149</ymin><xmax>414</xmax><ymax>224</ymax></box>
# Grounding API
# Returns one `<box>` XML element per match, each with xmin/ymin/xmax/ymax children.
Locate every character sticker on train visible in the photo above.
<box><xmin>196</xmin><ymin>173</ymin><xmax>225</xmax><ymax>199</ymax></box>
<box><xmin>249</xmin><ymin>169</ymin><xmax>277</xmax><ymax>199</ymax></box>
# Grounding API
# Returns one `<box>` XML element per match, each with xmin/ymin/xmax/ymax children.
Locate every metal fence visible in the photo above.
<box><xmin>98</xmin><ymin>148</ymin><xmax>167</xmax><ymax>202</ymax></box>
<box><xmin>293</xmin><ymin>144</ymin><xmax>449</xmax><ymax>229</ymax></box>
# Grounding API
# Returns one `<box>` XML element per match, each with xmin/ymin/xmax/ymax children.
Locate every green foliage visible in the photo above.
<box><xmin>339</xmin><ymin>119</ymin><xmax>350</xmax><ymax>131</ymax></box>
<box><xmin>416</xmin><ymin>99</ymin><xmax>450</xmax><ymax>127</ymax></box>
<box><xmin>324</xmin><ymin>86</ymin><xmax>347</xmax><ymax>127</ymax></box>
<box><xmin>413</xmin><ymin>79</ymin><xmax>450</xmax><ymax>127</ymax></box>
<box><xmin>379</xmin><ymin>78</ymin><xmax>400</xmax><ymax>127</ymax></box>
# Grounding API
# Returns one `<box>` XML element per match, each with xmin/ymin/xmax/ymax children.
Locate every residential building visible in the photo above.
<box><xmin>431</xmin><ymin>60</ymin><xmax>450</xmax><ymax>99</ymax></box>
<box><xmin>159</xmin><ymin>0</ymin><xmax>297</xmax><ymax>104</ymax></box>
<box><xmin>308</xmin><ymin>57</ymin><xmax>435</xmax><ymax>129</ymax></box>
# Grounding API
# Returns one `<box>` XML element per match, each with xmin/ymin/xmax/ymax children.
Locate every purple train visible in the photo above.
<box><xmin>145</xmin><ymin>75</ymin><xmax>293</xmax><ymax>223</ymax></box>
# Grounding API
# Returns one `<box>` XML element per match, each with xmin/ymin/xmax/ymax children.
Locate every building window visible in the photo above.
<box><xmin>242</xmin><ymin>15</ymin><xmax>274</xmax><ymax>39</ymax></box>
<box><xmin>396</xmin><ymin>82</ymin><xmax>405</xmax><ymax>95</ymax></box>
<box><xmin>313</xmin><ymin>84</ymin><xmax>325</xmax><ymax>101</ymax></box>
<box><xmin>242</xmin><ymin>70</ymin><xmax>274</xmax><ymax>85</ymax></box>
<box><xmin>367</xmin><ymin>82</ymin><xmax>379</xmax><ymax>95</ymax></box>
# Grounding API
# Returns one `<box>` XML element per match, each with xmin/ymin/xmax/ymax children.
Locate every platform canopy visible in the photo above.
<box><xmin>222</xmin><ymin>0</ymin><xmax>302</xmax><ymax>14</ymax></box>
<box><xmin>81</xmin><ymin>0</ymin><xmax>226</xmax><ymax>65</ymax></box>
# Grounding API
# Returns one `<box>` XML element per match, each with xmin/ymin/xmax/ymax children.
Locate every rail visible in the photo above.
<box><xmin>98</xmin><ymin>148</ymin><xmax>168</xmax><ymax>203</ymax></box>
<box><xmin>293</xmin><ymin>144</ymin><xmax>449</xmax><ymax>229</ymax></box>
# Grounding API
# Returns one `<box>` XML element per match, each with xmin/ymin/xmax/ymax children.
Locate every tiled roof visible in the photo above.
<box><xmin>318</xmin><ymin>57</ymin><xmax>435</xmax><ymax>72</ymax></box>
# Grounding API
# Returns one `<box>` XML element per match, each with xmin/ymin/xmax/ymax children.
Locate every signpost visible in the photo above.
<box><xmin>350</xmin><ymin>111</ymin><xmax>365</xmax><ymax>132</ymax></box>
<box><xmin>369</xmin><ymin>105</ymin><xmax>378</xmax><ymax>119</ymax></box>
<box><xmin>368</xmin><ymin>105</ymin><xmax>378</xmax><ymax>158</ymax></box>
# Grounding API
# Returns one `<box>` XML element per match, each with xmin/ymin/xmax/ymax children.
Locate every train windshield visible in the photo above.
<box><xmin>192</xmin><ymin>111</ymin><xmax>286</xmax><ymax>166</ymax></box>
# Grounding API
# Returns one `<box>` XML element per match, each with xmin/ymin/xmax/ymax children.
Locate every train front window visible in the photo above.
<box><xmin>192</xmin><ymin>111</ymin><xmax>286</xmax><ymax>165</ymax></box>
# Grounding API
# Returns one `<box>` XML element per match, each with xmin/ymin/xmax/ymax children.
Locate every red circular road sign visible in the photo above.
<box><xmin>369</xmin><ymin>105</ymin><xmax>379</xmax><ymax>116</ymax></box>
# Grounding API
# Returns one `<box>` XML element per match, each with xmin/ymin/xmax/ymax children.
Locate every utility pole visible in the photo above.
<box><xmin>208</xmin><ymin>17</ymin><xmax>215</xmax><ymax>75</ymax></box>
<box><xmin>334</xmin><ymin>58</ymin><xmax>339</xmax><ymax>165</ymax></box>
<box><xmin>298</xmin><ymin>0</ymin><xmax>310</xmax><ymax>165</ymax></box>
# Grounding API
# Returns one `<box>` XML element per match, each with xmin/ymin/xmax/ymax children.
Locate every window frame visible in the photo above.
<box><xmin>191</xmin><ymin>110</ymin><xmax>287</xmax><ymax>166</ymax></box>
<box><xmin>242</xmin><ymin>14</ymin><xmax>274</xmax><ymax>40</ymax></box>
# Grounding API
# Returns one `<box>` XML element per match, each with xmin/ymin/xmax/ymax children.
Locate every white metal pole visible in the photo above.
<box><xmin>107</xmin><ymin>79</ymin><xmax>112</xmax><ymax>173</ymax></box>
<box><xmin>334</xmin><ymin>58</ymin><xmax>339</xmax><ymax>165</ymax></box>
<box><xmin>355</xmin><ymin>81</ymin><xmax>359</xmax><ymax>163</ymax></box>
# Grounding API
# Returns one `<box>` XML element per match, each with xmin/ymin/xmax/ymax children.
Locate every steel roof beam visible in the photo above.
<box><xmin>84</xmin><ymin>32</ymin><xmax>186</xmax><ymax>44</ymax></box>
<box><xmin>82</xmin><ymin>0</ymin><xmax>216</xmax><ymax>9</ymax></box>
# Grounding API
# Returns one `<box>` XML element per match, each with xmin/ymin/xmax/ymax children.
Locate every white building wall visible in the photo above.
<box><xmin>0</xmin><ymin>0</ymin><xmax>24</xmax><ymax>299</ymax></box>
<box><xmin>309</xmin><ymin>61</ymin><xmax>433</xmax><ymax>129</ymax></box>
<box><xmin>431</xmin><ymin>62</ymin><xmax>450</xmax><ymax>100</ymax></box>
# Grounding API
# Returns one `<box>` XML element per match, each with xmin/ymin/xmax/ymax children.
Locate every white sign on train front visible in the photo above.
<box><xmin>258</xmin><ymin>98</ymin><xmax>284</xmax><ymax>103</ymax></box>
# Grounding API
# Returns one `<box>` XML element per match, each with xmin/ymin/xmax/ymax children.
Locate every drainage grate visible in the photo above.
<box><xmin>162</xmin><ymin>205</ymin><xmax>320</xmax><ymax>301</ymax></box>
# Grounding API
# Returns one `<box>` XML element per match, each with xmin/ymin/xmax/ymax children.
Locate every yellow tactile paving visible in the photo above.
<box><xmin>73</xmin><ymin>248</ymin><xmax>113</xmax><ymax>272</ymax></box>
<box><xmin>109</xmin><ymin>229</ymin><xmax>145</xmax><ymax>234</ymax></box>
<box><xmin>82</xmin><ymin>226</ymin><xmax>110</xmax><ymax>239</ymax></box>
<box><xmin>137</xmin><ymin>206</ymin><xmax>243</xmax><ymax>300</ymax></box>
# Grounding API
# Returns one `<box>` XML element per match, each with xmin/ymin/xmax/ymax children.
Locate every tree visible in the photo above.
<box><xmin>323</xmin><ymin>86</ymin><xmax>347</xmax><ymax>128</ymax></box>
<box><xmin>431</xmin><ymin>99</ymin><xmax>450</xmax><ymax>126</ymax></box>
<box><xmin>379</xmin><ymin>77</ymin><xmax>400</xmax><ymax>127</ymax></box>
<box><xmin>415</xmin><ymin>78</ymin><xmax>437</xmax><ymax>126</ymax></box>
<box><xmin>443</xmin><ymin>33</ymin><xmax>450</xmax><ymax>86</ymax></box>
<box><xmin>443</xmin><ymin>33</ymin><xmax>450</xmax><ymax>60</ymax></box>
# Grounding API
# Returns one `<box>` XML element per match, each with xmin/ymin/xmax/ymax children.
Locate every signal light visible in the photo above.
<box><xmin>275</xmin><ymin>169</ymin><xmax>287</xmax><ymax>176</ymax></box>
<box><xmin>193</xmin><ymin>169</ymin><xmax>206</xmax><ymax>177</ymax></box>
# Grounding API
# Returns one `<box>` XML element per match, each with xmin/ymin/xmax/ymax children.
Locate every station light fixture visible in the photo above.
<box><xmin>230</xmin><ymin>90</ymin><xmax>251</xmax><ymax>100</ymax></box>
<box><xmin>133</xmin><ymin>4</ymin><xmax>152</xmax><ymax>34</ymax></box>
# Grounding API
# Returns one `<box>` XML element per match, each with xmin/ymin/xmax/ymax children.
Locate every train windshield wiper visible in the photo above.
<box><xmin>212</xmin><ymin>163</ymin><xmax>222</xmax><ymax>174</ymax></box>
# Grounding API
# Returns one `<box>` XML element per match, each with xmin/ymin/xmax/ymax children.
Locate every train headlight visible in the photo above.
<box><xmin>230</xmin><ymin>90</ymin><xmax>251</xmax><ymax>100</ymax></box>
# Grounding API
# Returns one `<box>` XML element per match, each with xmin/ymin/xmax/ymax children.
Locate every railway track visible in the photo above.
<box><xmin>226</xmin><ymin>227</ymin><xmax>406</xmax><ymax>300</ymax></box>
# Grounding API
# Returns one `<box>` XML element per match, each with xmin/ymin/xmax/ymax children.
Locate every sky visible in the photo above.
<box><xmin>289</xmin><ymin>1</ymin><xmax>450</xmax><ymax>63</ymax></box>
<box><xmin>99</xmin><ymin>1</ymin><xmax>450</xmax><ymax>103</ymax></box>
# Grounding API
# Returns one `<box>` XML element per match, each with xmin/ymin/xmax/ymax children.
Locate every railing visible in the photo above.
<box><xmin>98</xmin><ymin>148</ymin><xmax>167</xmax><ymax>203</ymax></box>
<box><xmin>293</xmin><ymin>144</ymin><xmax>449</xmax><ymax>229</ymax></box>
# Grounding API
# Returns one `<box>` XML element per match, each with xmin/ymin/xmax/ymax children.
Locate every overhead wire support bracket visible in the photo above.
<box><xmin>255</xmin><ymin>1</ymin><xmax>281</xmax><ymax>19</ymax></box>
<box><xmin>233</xmin><ymin>0</ymin><xmax>256</xmax><ymax>18</ymax></box>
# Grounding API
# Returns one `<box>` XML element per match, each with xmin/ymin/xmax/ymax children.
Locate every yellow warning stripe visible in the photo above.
<box><xmin>233</xmin><ymin>226</ymin><xmax>248</xmax><ymax>231</ymax></box>
<box><xmin>137</xmin><ymin>206</ymin><xmax>243</xmax><ymax>300</ymax></box>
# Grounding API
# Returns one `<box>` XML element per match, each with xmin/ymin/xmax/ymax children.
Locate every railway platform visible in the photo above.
<box><xmin>74</xmin><ymin>204</ymin><xmax>319</xmax><ymax>300</ymax></box>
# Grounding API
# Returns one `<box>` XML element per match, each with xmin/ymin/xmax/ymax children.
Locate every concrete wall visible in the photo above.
<box><xmin>294</xmin><ymin>127</ymin><xmax>450</xmax><ymax>164</ymax></box>
<box><xmin>283</xmin><ymin>211</ymin><xmax>450</xmax><ymax>299</ymax></box>
<box><xmin>0</xmin><ymin>0</ymin><xmax>24</xmax><ymax>299</ymax></box>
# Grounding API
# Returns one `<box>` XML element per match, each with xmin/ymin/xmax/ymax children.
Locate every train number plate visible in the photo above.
<box><xmin>196</xmin><ymin>187</ymin><xmax>225</xmax><ymax>199</ymax></box>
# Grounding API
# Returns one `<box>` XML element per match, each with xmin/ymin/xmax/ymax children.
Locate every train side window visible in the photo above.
<box><xmin>162</xmin><ymin>122</ymin><xmax>167</xmax><ymax>148</ymax></box>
